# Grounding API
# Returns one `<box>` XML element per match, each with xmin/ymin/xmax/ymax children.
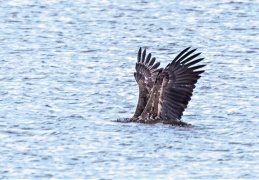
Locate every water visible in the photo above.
<box><xmin>0</xmin><ymin>0</ymin><xmax>258</xmax><ymax>179</ymax></box>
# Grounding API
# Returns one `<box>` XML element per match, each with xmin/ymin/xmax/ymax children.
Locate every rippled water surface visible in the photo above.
<box><xmin>0</xmin><ymin>0</ymin><xmax>258</xmax><ymax>179</ymax></box>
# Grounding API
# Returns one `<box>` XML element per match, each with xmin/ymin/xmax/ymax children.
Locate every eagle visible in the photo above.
<box><xmin>129</xmin><ymin>47</ymin><xmax>206</xmax><ymax>126</ymax></box>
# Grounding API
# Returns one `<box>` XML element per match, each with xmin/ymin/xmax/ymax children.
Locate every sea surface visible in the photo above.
<box><xmin>0</xmin><ymin>0</ymin><xmax>258</xmax><ymax>179</ymax></box>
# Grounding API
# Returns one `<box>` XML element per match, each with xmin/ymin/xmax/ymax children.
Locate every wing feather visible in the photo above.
<box><xmin>148</xmin><ymin>57</ymin><xmax>156</xmax><ymax>66</ymax></box>
<box><xmin>151</xmin><ymin>62</ymin><xmax>160</xmax><ymax>69</ymax></box>
<box><xmin>172</xmin><ymin>47</ymin><xmax>191</xmax><ymax>62</ymax></box>
<box><xmin>132</xmin><ymin>47</ymin><xmax>205</xmax><ymax>124</ymax></box>
<box><xmin>176</xmin><ymin>49</ymin><xmax>197</xmax><ymax>63</ymax></box>
<box><xmin>132</xmin><ymin>48</ymin><xmax>163</xmax><ymax>120</ymax></box>
<box><xmin>183</xmin><ymin>58</ymin><xmax>204</xmax><ymax>66</ymax></box>
<box><xmin>141</xmin><ymin>49</ymin><xmax>146</xmax><ymax>63</ymax></box>
<box><xmin>157</xmin><ymin>48</ymin><xmax>205</xmax><ymax>122</ymax></box>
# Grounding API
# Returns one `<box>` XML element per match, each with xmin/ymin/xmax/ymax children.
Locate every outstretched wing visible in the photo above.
<box><xmin>140</xmin><ymin>47</ymin><xmax>205</xmax><ymax>123</ymax></box>
<box><xmin>132</xmin><ymin>47</ymin><xmax>163</xmax><ymax>120</ymax></box>
<box><xmin>159</xmin><ymin>47</ymin><xmax>205</xmax><ymax>122</ymax></box>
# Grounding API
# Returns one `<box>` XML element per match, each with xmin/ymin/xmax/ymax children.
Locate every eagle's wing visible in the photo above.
<box><xmin>139</xmin><ymin>47</ymin><xmax>205</xmax><ymax>123</ymax></box>
<box><xmin>132</xmin><ymin>48</ymin><xmax>163</xmax><ymax>120</ymax></box>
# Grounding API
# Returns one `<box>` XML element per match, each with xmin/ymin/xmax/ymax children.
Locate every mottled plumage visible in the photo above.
<box><xmin>131</xmin><ymin>47</ymin><xmax>205</xmax><ymax>125</ymax></box>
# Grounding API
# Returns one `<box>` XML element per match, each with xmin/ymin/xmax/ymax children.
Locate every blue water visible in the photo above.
<box><xmin>0</xmin><ymin>0</ymin><xmax>258</xmax><ymax>179</ymax></box>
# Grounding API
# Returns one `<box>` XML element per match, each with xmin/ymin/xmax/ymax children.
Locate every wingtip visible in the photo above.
<box><xmin>138</xmin><ymin>47</ymin><xmax>142</xmax><ymax>62</ymax></box>
<box><xmin>186</xmin><ymin>46</ymin><xmax>192</xmax><ymax>51</ymax></box>
<box><xmin>142</xmin><ymin>48</ymin><xmax>146</xmax><ymax>63</ymax></box>
<box><xmin>173</xmin><ymin>46</ymin><xmax>192</xmax><ymax>62</ymax></box>
<box><xmin>146</xmin><ymin>53</ymin><xmax>152</xmax><ymax>64</ymax></box>
<box><xmin>192</xmin><ymin>48</ymin><xmax>197</xmax><ymax>52</ymax></box>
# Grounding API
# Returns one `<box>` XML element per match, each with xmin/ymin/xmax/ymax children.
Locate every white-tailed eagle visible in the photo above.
<box><xmin>130</xmin><ymin>47</ymin><xmax>205</xmax><ymax>126</ymax></box>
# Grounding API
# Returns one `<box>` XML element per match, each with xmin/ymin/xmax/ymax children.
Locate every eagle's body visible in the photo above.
<box><xmin>131</xmin><ymin>47</ymin><xmax>205</xmax><ymax>125</ymax></box>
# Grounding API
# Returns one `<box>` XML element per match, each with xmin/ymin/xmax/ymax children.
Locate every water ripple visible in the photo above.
<box><xmin>0</xmin><ymin>0</ymin><xmax>258</xmax><ymax>179</ymax></box>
